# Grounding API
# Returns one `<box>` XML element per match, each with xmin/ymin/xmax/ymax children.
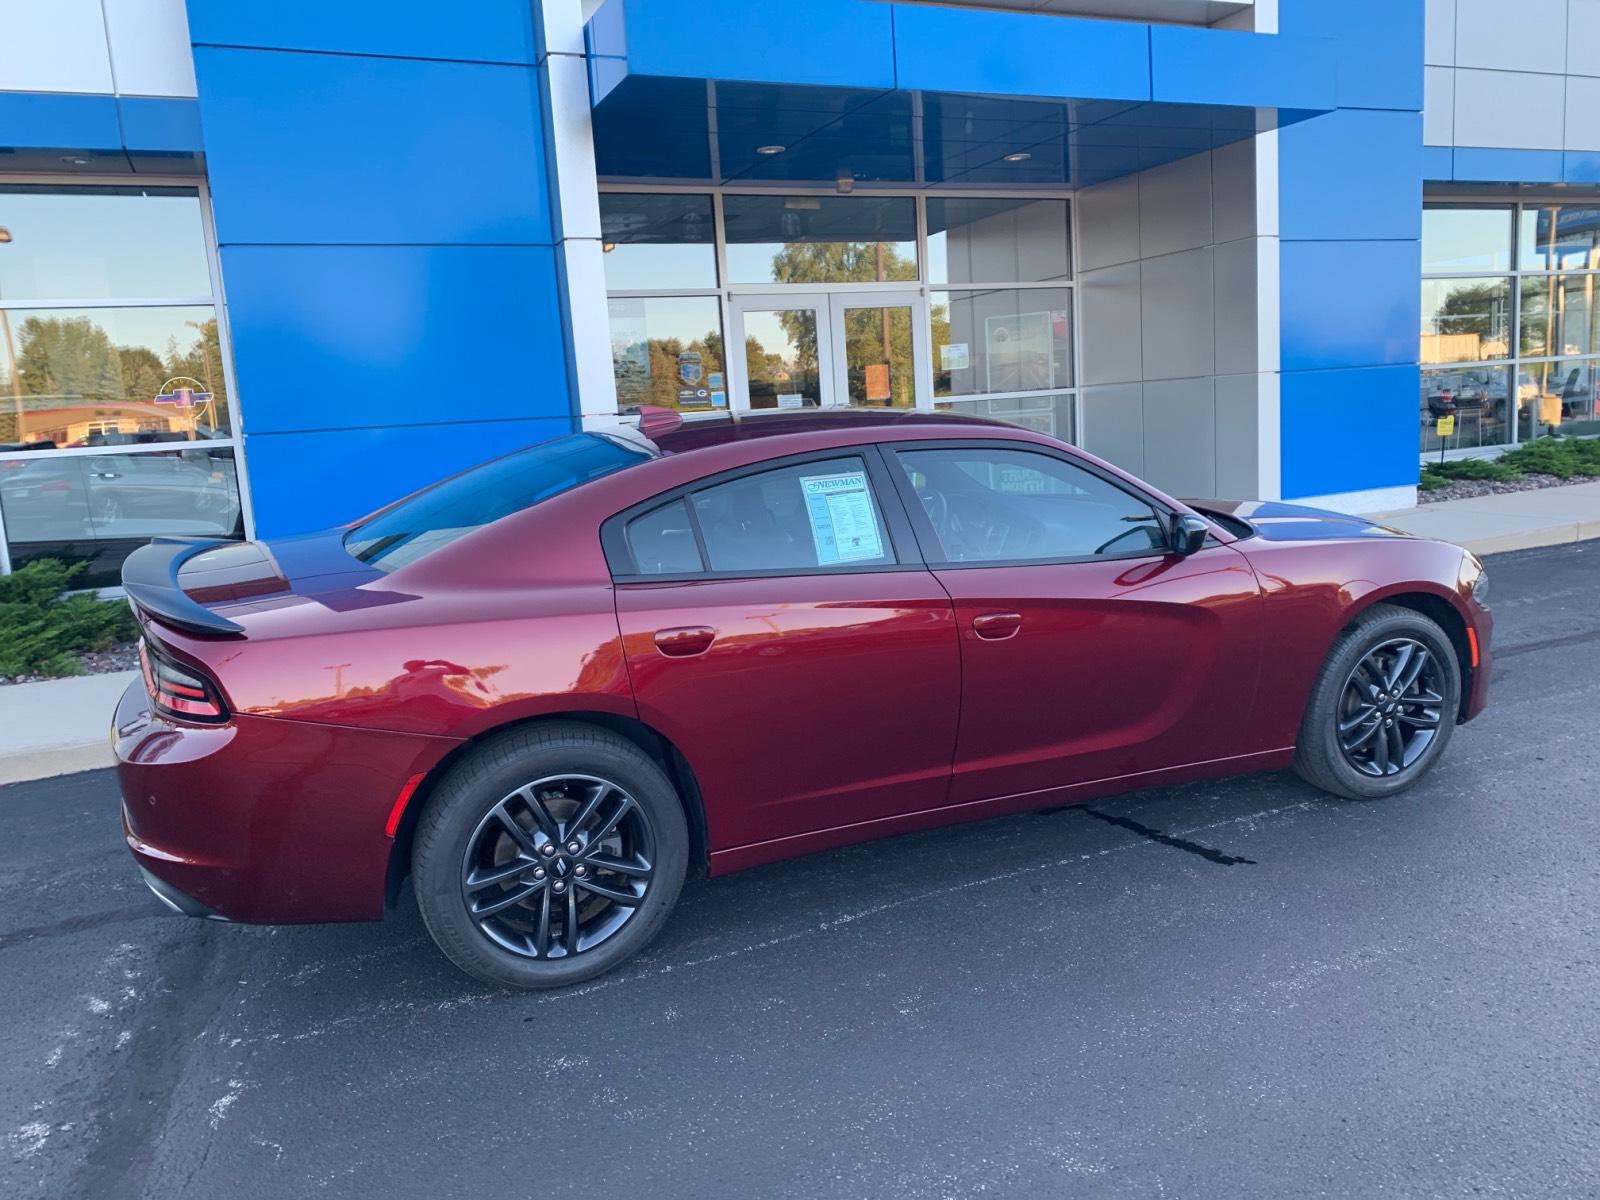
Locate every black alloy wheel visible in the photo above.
<box><xmin>462</xmin><ymin>773</ymin><xmax>656</xmax><ymax>960</ymax></box>
<box><xmin>1335</xmin><ymin>638</ymin><xmax>1445</xmax><ymax>777</ymax></box>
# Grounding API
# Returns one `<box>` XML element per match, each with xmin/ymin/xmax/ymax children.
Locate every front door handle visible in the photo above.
<box><xmin>971</xmin><ymin>611</ymin><xmax>1022</xmax><ymax>640</ymax></box>
<box><xmin>654</xmin><ymin>626</ymin><xmax>716</xmax><ymax>657</ymax></box>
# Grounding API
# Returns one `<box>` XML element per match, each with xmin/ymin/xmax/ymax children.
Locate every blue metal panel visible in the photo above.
<box><xmin>1280</xmin><ymin>109</ymin><xmax>1422</xmax><ymax>242</ymax></box>
<box><xmin>1149</xmin><ymin>26</ymin><xmax>1336</xmax><ymax>111</ymax></box>
<box><xmin>1281</xmin><ymin>240</ymin><xmax>1420</xmax><ymax>373</ymax></box>
<box><xmin>219</xmin><ymin>244</ymin><xmax>570</xmax><ymax>436</ymax></box>
<box><xmin>1278</xmin><ymin>0</ymin><xmax>1423</xmax><ymax>112</ymax></box>
<box><xmin>1565</xmin><ymin>152</ymin><xmax>1600</xmax><ymax>184</ymax></box>
<box><xmin>892</xmin><ymin>6</ymin><xmax>1149</xmax><ymax>103</ymax></box>
<box><xmin>611</xmin><ymin>0</ymin><xmax>896</xmax><ymax>90</ymax></box>
<box><xmin>1280</xmin><ymin>366</ymin><xmax>1420</xmax><ymax>499</ymax></box>
<box><xmin>0</xmin><ymin>92</ymin><xmax>121</xmax><ymax>151</ymax></box>
<box><xmin>244</xmin><ymin>419</ymin><xmax>572</xmax><ymax>537</ymax></box>
<box><xmin>185</xmin><ymin>0</ymin><xmax>536</xmax><ymax>65</ymax></box>
<box><xmin>1452</xmin><ymin>146</ymin><xmax>1564</xmax><ymax>184</ymax></box>
<box><xmin>117</xmin><ymin>98</ymin><xmax>204</xmax><ymax>153</ymax></box>
<box><xmin>1422</xmin><ymin>145</ymin><xmax>1453</xmax><ymax>180</ymax></box>
<box><xmin>192</xmin><ymin>47</ymin><xmax>551</xmax><ymax>246</ymax></box>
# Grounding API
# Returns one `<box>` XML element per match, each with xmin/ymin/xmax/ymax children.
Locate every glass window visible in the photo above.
<box><xmin>839</xmin><ymin>303</ymin><xmax>915</xmax><ymax>407</ymax></box>
<box><xmin>0</xmin><ymin>186</ymin><xmax>212</xmax><ymax>301</ymax></box>
<box><xmin>1518</xmin><ymin>205</ymin><xmax>1600</xmax><ymax>272</ymax></box>
<box><xmin>1420</xmin><ymin>277</ymin><xmax>1512</xmax><ymax>363</ymax></box>
<box><xmin>722</xmin><ymin>195</ymin><xmax>917</xmax><ymax>285</ymax></box>
<box><xmin>1525</xmin><ymin>358</ymin><xmax>1600</xmax><ymax>437</ymax></box>
<box><xmin>690</xmin><ymin>456</ymin><xmax>894</xmax><ymax>572</ymax></box>
<box><xmin>345</xmin><ymin>434</ymin><xmax>651</xmax><ymax>571</ymax></box>
<box><xmin>1422</xmin><ymin>207</ymin><xmax>1513</xmax><ymax>274</ymax></box>
<box><xmin>926</xmin><ymin>198</ymin><xmax>1071</xmax><ymax>285</ymax></box>
<box><xmin>932</xmin><ymin>288</ymin><xmax>1072</xmax><ymax>396</ymax></box>
<box><xmin>741</xmin><ymin>307</ymin><xmax>822</xmax><ymax>410</ymax></box>
<box><xmin>1518</xmin><ymin>274</ymin><xmax>1600</xmax><ymax>358</ymax></box>
<box><xmin>0</xmin><ymin>446</ymin><xmax>243</xmax><ymax>585</ymax></box>
<box><xmin>936</xmin><ymin>392</ymin><xmax>1075</xmax><ymax>441</ymax></box>
<box><xmin>1419</xmin><ymin>365</ymin><xmax>1513</xmax><ymax>452</ymax></box>
<box><xmin>896</xmin><ymin>447</ymin><xmax>1162</xmax><ymax>563</ymax></box>
<box><xmin>0</xmin><ymin>307</ymin><xmax>231</xmax><ymax>450</ymax></box>
<box><xmin>599</xmin><ymin>193</ymin><xmax>717</xmax><ymax>291</ymax></box>
<box><xmin>608</xmin><ymin>296</ymin><xmax>727</xmax><ymax>412</ymax></box>
<box><xmin>624</xmin><ymin>499</ymin><xmax>703</xmax><ymax>575</ymax></box>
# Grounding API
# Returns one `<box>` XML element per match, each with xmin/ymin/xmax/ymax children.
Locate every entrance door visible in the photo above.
<box><xmin>729</xmin><ymin>292</ymin><xmax>925</xmax><ymax>411</ymax></box>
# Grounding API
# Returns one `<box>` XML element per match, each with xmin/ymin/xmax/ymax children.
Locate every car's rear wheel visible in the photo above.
<box><xmin>412</xmin><ymin>723</ymin><xmax>688</xmax><ymax>989</ymax></box>
<box><xmin>1293</xmin><ymin>604</ymin><xmax>1462</xmax><ymax>800</ymax></box>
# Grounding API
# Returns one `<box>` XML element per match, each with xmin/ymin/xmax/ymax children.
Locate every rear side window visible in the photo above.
<box><xmin>346</xmin><ymin>434</ymin><xmax>649</xmax><ymax>570</ymax></box>
<box><xmin>691</xmin><ymin>457</ymin><xmax>894</xmax><ymax>573</ymax></box>
<box><xmin>613</xmin><ymin>454</ymin><xmax>898</xmax><ymax>577</ymax></box>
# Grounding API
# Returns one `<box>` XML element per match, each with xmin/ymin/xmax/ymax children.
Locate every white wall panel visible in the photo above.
<box><xmin>1213</xmin><ymin>373</ymin><xmax>1262</xmax><ymax>499</ymax></box>
<box><xmin>1212</xmin><ymin>237</ymin><xmax>1259</xmax><ymax>377</ymax></box>
<box><xmin>1571</xmin><ymin>0</ymin><xmax>1600</xmax><ymax>77</ymax></box>
<box><xmin>1566</xmin><ymin>75</ymin><xmax>1600</xmax><ymax>150</ymax></box>
<box><xmin>1075</xmin><ymin>174</ymin><xmax>1140</xmax><ymax>271</ymax></box>
<box><xmin>1454</xmin><ymin>0</ymin><xmax>1565</xmax><ymax>73</ymax></box>
<box><xmin>0</xmin><ymin>0</ymin><xmax>114</xmax><ymax>94</ymax></box>
<box><xmin>103</xmin><ymin>0</ymin><xmax>198</xmax><ymax>97</ymax></box>
<box><xmin>1141</xmin><ymin>377</ymin><xmax>1216</xmax><ymax>497</ymax></box>
<box><xmin>1425</xmin><ymin>0</ymin><xmax>1456</xmax><ymax>65</ymax></box>
<box><xmin>1078</xmin><ymin>261</ymin><xmax>1143</xmax><ymax>385</ymax></box>
<box><xmin>1211</xmin><ymin>137</ymin><xmax>1256</xmax><ymax>244</ymax></box>
<box><xmin>1424</xmin><ymin>66</ymin><xmax>1455</xmax><ymax>144</ymax></box>
<box><xmin>1137</xmin><ymin>153</ymin><xmax>1212</xmax><ymax>259</ymax></box>
<box><xmin>1140</xmin><ymin>247</ymin><xmax>1214</xmax><ymax>380</ymax></box>
<box><xmin>1453</xmin><ymin>68</ymin><xmax>1565</xmax><ymax>149</ymax></box>
<box><xmin>1079</xmin><ymin>383</ymin><xmax>1145</xmax><ymax>478</ymax></box>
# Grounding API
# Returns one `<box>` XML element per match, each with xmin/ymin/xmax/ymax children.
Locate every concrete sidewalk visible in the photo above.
<box><xmin>0</xmin><ymin>670</ymin><xmax>133</xmax><ymax>786</ymax></box>
<box><xmin>1366</xmin><ymin>479</ymin><xmax>1600</xmax><ymax>555</ymax></box>
<box><xmin>3</xmin><ymin>480</ymin><xmax>1599</xmax><ymax>787</ymax></box>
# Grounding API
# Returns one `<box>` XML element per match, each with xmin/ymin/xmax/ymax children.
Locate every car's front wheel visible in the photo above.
<box><xmin>1293</xmin><ymin>604</ymin><xmax>1462</xmax><ymax>800</ymax></box>
<box><xmin>412</xmin><ymin>723</ymin><xmax>688</xmax><ymax>989</ymax></box>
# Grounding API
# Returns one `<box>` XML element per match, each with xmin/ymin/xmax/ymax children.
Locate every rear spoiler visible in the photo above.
<box><xmin>121</xmin><ymin>536</ymin><xmax>245</xmax><ymax>637</ymax></box>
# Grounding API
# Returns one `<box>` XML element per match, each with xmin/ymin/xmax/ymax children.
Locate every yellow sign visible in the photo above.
<box><xmin>1436</xmin><ymin>414</ymin><xmax>1455</xmax><ymax>437</ymax></box>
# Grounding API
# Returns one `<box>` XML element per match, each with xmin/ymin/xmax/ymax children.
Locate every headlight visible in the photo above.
<box><xmin>1463</xmin><ymin>555</ymin><xmax>1489</xmax><ymax>608</ymax></box>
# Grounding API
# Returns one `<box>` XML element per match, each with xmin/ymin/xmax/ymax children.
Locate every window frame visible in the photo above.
<box><xmin>601</xmin><ymin>443</ymin><xmax>924</xmax><ymax>584</ymax></box>
<box><xmin>881</xmin><ymin>438</ymin><xmax>1179</xmax><ymax>570</ymax></box>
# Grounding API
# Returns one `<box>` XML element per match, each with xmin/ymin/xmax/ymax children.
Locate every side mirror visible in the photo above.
<box><xmin>1170</xmin><ymin>513</ymin><xmax>1209</xmax><ymax>556</ymax></box>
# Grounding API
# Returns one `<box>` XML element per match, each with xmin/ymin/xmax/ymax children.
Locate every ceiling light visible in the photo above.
<box><xmin>1003</xmin><ymin>151</ymin><xmax>1032</xmax><ymax>163</ymax></box>
<box><xmin>835</xmin><ymin>170</ymin><xmax>855</xmax><ymax>195</ymax></box>
<box><xmin>757</xmin><ymin>144</ymin><xmax>786</xmax><ymax>155</ymax></box>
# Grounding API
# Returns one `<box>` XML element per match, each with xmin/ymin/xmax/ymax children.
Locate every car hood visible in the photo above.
<box><xmin>1184</xmin><ymin>498</ymin><xmax>1415</xmax><ymax>542</ymax></box>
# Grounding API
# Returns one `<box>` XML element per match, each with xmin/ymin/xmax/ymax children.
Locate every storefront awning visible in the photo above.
<box><xmin>586</xmin><ymin>0</ymin><xmax>1334</xmax><ymax>188</ymax></box>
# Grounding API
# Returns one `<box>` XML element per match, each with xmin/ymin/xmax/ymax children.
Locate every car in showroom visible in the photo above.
<box><xmin>115</xmin><ymin>409</ymin><xmax>1493</xmax><ymax>988</ymax></box>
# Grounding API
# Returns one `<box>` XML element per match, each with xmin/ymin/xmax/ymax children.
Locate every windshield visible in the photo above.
<box><xmin>344</xmin><ymin>434</ymin><xmax>651</xmax><ymax>570</ymax></box>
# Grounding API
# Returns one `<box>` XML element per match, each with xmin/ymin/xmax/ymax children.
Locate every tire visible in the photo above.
<box><xmin>412</xmin><ymin>722</ymin><xmax>689</xmax><ymax>989</ymax></box>
<box><xmin>1293</xmin><ymin>604</ymin><xmax>1462</xmax><ymax>801</ymax></box>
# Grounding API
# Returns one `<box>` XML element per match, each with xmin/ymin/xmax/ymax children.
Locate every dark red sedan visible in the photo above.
<box><xmin>116</xmin><ymin>410</ymin><xmax>1492</xmax><ymax>988</ymax></box>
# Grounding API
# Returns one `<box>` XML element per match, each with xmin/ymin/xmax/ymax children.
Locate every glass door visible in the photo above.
<box><xmin>830</xmin><ymin>292</ymin><xmax>923</xmax><ymax>409</ymax></box>
<box><xmin>729</xmin><ymin>296</ymin><xmax>834</xmax><ymax>411</ymax></box>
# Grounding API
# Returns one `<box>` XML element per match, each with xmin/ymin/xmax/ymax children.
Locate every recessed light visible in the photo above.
<box><xmin>59</xmin><ymin>155</ymin><xmax>91</xmax><ymax>166</ymax></box>
<box><xmin>756</xmin><ymin>144</ymin><xmax>786</xmax><ymax>155</ymax></box>
<box><xmin>1003</xmin><ymin>151</ymin><xmax>1032</xmax><ymax>163</ymax></box>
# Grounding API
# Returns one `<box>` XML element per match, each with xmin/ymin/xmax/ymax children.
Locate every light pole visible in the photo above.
<box><xmin>0</xmin><ymin>227</ymin><xmax>24</xmax><ymax>444</ymax></box>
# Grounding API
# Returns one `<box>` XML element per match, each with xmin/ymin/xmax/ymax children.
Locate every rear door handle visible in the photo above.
<box><xmin>653</xmin><ymin>626</ymin><xmax>716</xmax><ymax>657</ymax></box>
<box><xmin>971</xmin><ymin>611</ymin><xmax>1022</xmax><ymax>640</ymax></box>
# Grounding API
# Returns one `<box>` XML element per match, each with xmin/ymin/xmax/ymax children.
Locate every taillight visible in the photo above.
<box><xmin>139</xmin><ymin>639</ymin><xmax>229</xmax><ymax>724</ymax></box>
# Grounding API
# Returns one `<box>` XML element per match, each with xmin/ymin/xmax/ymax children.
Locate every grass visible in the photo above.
<box><xmin>0</xmin><ymin>559</ymin><xmax>137</xmax><ymax>679</ymax></box>
<box><xmin>1420</xmin><ymin>436</ymin><xmax>1600</xmax><ymax>492</ymax></box>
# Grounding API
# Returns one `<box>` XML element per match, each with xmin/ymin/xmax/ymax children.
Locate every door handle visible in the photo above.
<box><xmin>971</xmin><ymin>611</ymin><xmax>1022</xmax><ymax>640</ymax></box>
<box><xmin>653</xmin><ymin>626</ymin><xmax>716</xmax><ymax>657</ymax></box>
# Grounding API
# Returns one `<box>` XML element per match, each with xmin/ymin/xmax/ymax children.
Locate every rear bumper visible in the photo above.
<box><xmin>114</xmin><ymin>678</ymin><xmax>457</xmax><ymax>923</ymax></box>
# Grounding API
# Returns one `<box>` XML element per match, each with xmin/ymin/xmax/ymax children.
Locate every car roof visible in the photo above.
<box><xmin>648</xmin><ymin>408</ymin><xmax>1011</xmax><ymax>455</ymax></box>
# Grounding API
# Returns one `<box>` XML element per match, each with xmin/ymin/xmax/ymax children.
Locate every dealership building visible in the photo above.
<box><xmin>2</xmin><ymin>0</ymin><xmax>1598</xmax><ymax>582</ymax></box>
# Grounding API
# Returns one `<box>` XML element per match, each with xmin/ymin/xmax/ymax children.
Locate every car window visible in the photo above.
<box><xmin>625</xmin><ymin>499</ymin><xmax>704</xmax><ymax>575</ymax></box>
<box><xmin>688</xmin><ymin>456</ymin><xmax>895</xmax><ymax>573</ymax></box>
<box><xmin>895</xmin><ymin>446</ymin><xmax>1165</xmax><ymax>563</ymax></box>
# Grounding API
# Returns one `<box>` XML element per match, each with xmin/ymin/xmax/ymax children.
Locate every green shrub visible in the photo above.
<box><xmin>1498</xmin><ymin>436</ymin><xmax>1600</xmax><ymax>479</ymax></box>
<box><xmin>0</xmin><ymin>559</ymin><xmax>136</xmax><ymax>678</ymax></box>
<box><xmin>1421</xmin><ymin>457</ymin><xmax>1521</xmax><ymax>483</ymax></box>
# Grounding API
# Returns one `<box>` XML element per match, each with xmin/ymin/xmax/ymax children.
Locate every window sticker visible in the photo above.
<box><xmin>799</xmin><ymin>471</ymin><xmax>884</xmax><ymax>564</ymax></box>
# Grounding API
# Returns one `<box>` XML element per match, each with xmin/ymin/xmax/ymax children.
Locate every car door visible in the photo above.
<box><xmin>884</xmin><ymin>440</ymin><xmax>1264</xmax><ymax>807</ymax></box>
<box><xmin>604</xmin><ymin>448</ymin><xmax>962</xmax><ymax>852</ymax></box>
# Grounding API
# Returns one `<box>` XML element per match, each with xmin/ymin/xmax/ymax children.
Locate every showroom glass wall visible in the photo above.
<box><xmin>1421</xmin><ymin>202</ymin><xmax>1600</xmax><ymax>453</ymax></box>
<box><xmin>599</xmin><ymin>188</ymin><xmax>1078</xmax><ymax>440</ymax></box>
<box><xmin>0</xmin><ymin>182</ymin><xmax>246</xmax><ymax>586</ymax></box>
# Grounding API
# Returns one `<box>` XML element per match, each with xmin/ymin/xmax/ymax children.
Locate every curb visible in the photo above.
<box><xmin>0</xmin><ymin>671</ymin><xmax>134</xmax><ymax>788</ymax></box>
<box><xmin>0</xmin><ymin>743</ymin><xmax>114</xmax><ymax>787</ymax></box>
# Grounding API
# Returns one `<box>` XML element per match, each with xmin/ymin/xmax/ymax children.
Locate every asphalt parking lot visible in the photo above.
<box><xmin>3</xmin><ymin>543</ymin><xmax>1598</xmax><ymax>1199</ymax></box>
